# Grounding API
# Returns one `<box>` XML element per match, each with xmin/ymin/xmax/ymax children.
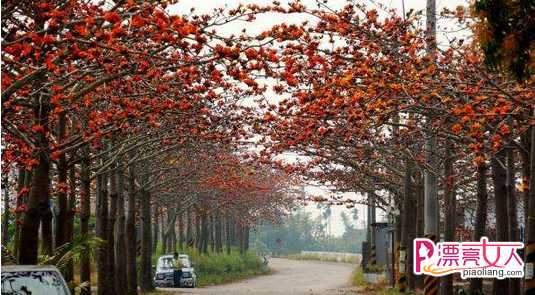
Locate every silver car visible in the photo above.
<box><xmin>153</xmin><ymin>254</ymin><xmax>197</xmax><ymax>288</ymax></box>
<box><xmin>1</xmin><ymin>265</ymin><xmax>71</xmax><ymax>295</ymax></box>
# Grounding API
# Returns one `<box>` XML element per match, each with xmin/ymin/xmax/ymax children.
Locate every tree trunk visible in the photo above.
<box><xmin>114</xmin><ymin>161</ymin><xmax>127</xmax><ymax>295</ymax></box>
<box><xmin>201</xmin><ymin>212</ymin><xmax>209</xmax><ymax>254</ymax></box>
<box><xmin>126</xmin><ymin>161</ymin><xmax>138</xmax><ymax>295</ymax></box>
<box><xmin>244</xmin><ymin>225</ymin><xmax>250</xmax><ymax>252</ymax></box>
<box><xmin>55</xmin><ymin>113</ymin><xmax>68</xmax><ymax>250</ymax></box>
<box><xmin>441</xmin><ymin>139</ymin><xmax>456</xmax><ymax>295</ymax></box>
<box><xmin>187</xmin><ymin>210</ymin><xmax>193</xmax><ymax>248</ymax></box>
<box><xmin>64</xmin><ymin>118</ymin><xmax>77</xmax><ymax>293</ymax></box>
<box><xmin>140</xmin><ymin>189</ymin><xmax>154</xmax><ymax>292</ymax></box>
<box><xmin>96</xmin><ymin>173</ymin><xmax>111</xmax><ymax>295</ymax></box>
<box><xmin>415</xmin><ymin>172</ymin><xmax>425</xmax><ymax>290</ymax></box>
<box><xmin>178</xmin><ymin>212</ymin><xmax>184</xmax><ymax>250</ymax></box>
<box><xmin>2</xmin><ymin>174</ymin><xmax>10</xmax><ymax>246</ymax></box>
<box><xmin>210</xmin><ymin>213</ymin><xmax>215</xmax><ymax>253</ymax></box>
<box><xmin>14</xmin><ymin>167</ymin><xmax>28</xmax><ymax>258</ymax></box>
<box><xmin>491</xmin><ymin>149</ymin><xmax>509</xmax><ymax>295</ymax></box>
<box><xmin>401</xmin><ymin>160</ymin><xmax>416</xmax><ymax>291</ymax></box>
<box><xmin>506</xmin><ymin>148</ymin><xmax>521</xmax><ymax>295</ymax></box>
<box><xmin>153</xmin><ymin>206</ymin><xmax>159</xmax><ymax>254</ymax></box>
<box><xmin>165</xmin><ymin>208</ymin><xmax>177</xmax><ymax>253</ymax></box>
<box><xmin>238</xmin><ymin>223</ymin><xmax>245</xmax><ymax>255</ymax></box>
<box><xmin>64</xmin><ymin>165</ymin><xmax>76</xmax><ymax>291</ymax></box>
<box><xmin>171</xmin><ymin>216</ymin><xmax>177</xmax><ymax>253</ymax></box>
<box><xmin>80</xmin><ymin>145</ymin><xmax>91</xmax><ymax>295</ymax></box>
<box><xmin>40</xmin><ymin>204</ymin><xmax>54</xmax><ymax>256</ymax></box>
<box><xmin>215</xmin><ymin>209</ymin><xmax>223</xmax><ymax>253</ymax></box>
<box><xmin>423</xmin><ymin>133</ymin><xmax>439</xmax><ymax>237</ymax></box>
<box><xmin>108</xmin><ymin>163</ymin><xmax>118</xmax><ymax>295</ymax></box>
<box><xmin>161</xmin><ymin>212</ymin><xmax>168</xmax><ymax>254</ymax></box>
<box><xmin>470</xmin><ymin>161</ymin><xmax>488</xmax><ymax>295</ymax></box>
<box><xmin>416</xmin><ymin>174</ymin><xmax>425</xmax><ymax>238</ymax></box>
<box><xmin>195</xmin><ymin>210</ymin><xmax>201</xmax><ymax>252</ymax></box>
<box><xmin>19</xmin><ymin>83</ymin><xmax>51</xmax><ymax>264</ymax></box>
<box><xmin>226</xmin><ymin>214</ymin><xmax>232</xmax><ymax>255</ymax></box>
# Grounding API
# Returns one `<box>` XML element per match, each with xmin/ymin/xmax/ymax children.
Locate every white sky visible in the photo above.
<box><xmin>169</xmin><ymin>0</ymin><xmax>470</xmax><ymax>236</ymax></box>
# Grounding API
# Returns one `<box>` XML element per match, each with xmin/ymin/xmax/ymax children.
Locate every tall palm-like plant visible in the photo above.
<box><xmin>39</xmin><ymin>236</ymin><xmax>104</xmax><ymax>291</ymax></box>
<box><xmin>39</xmin><ymin>235</ymin><xmax>104</xmax><ymax>272</ymax></box>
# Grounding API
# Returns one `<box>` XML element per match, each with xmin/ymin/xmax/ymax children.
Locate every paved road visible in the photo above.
<box><xmin>163</xmin><ymin>258</ymin><xmax>357</xmax><ymax>295</ymax></box>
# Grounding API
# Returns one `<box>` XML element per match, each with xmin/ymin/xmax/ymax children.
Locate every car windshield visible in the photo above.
<box><xmin>158</xmin><ymin>258</ymin><xmax>175</xmax><ymax>270</ymax></box>
<box><xmin>157</xmin><ymin>257</ymin><xmax>191</xmax><ymax>270</ymax></box>
<box><xmin>1</xmin><ymin>271</ymin><xmax>69</xmax><ymax>295</ymax></box>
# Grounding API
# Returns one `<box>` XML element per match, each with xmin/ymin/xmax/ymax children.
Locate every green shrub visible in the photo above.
<box><xmin>351</xmin><ymin>267</ymin><xmax>368</xmax><ymax>288</ymax></box>
<box><xmin>152</xmin><ymin>247</ymin><xmax>269</xmax><ymax>287</ymax></box>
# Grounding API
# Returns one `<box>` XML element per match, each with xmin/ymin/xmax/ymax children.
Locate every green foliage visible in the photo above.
<box><xmin>1</xmin><ymin>234</ymin><xmax>103</xmax><ymax>274</ymax></box>
<box><xmin>39</xmin><ymin>235</ymin><xmax>104</xmax><ymax>274</ymax></box>
<box><xmin>1</xmin><ymin>244</ymin><xmax>17</xmax><ymax>265</ymax></box>
<box><xmin>187</xmin><ymin>248</ymin><xmax>270</xmax><ymax>286</ymax></box>
<box><xmin>351</xmin><ymin>267</ymin><xmax>368</xmax><ymax>288</ymax></box>
<box><xmin>73</xmin><ymin>215</ymin><xmax>97</xmax><ymax>237</ymax></box>
<box><xmin>2</xmin><ymin>212</ymin><xmax>16</xmax><ymax>244</ymax></box>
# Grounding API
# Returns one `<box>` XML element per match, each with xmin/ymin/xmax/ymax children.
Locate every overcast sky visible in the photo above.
<box><xmin>169</xmin><ymin>0</ymin><xmax>469</xmax><ymax>43</ymax></box>
<box><xmin>169</xmin><ymin>0</ymin><xmax>470</xmax><ymax>236</ymax></box>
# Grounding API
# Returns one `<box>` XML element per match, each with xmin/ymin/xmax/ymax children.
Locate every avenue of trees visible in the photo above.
<box><xmin>1</xmin><ymin>1</ymin><xmax>534</xmax><ymax>295</ymax></box>
<box><xmin>250</xmin><ymin>1</ymin><xmax>534</xmax><ymax>295</ymax></box>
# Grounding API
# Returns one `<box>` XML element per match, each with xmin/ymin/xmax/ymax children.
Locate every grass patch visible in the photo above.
<box><xmin>153</xmin><ymin>247</ymin><xmax>270</xmax><ymax>287</ymax></box>
<box><xmin>187</xmin><ymin>248</ymin><xmax>270</xmax><ymax>287</ymax></box>
<box><xmin>198</xmin><ymin>266</ymin><xmax>271</xmax><ymax>286</ymax></box>
<box><xmin>350</xmin><ymin>266</ymin><xmax>413</xmax><ymax>295</ymax></box>
<box><xmin>351</xmin><ymin>267</ymin><xmax>368</xmax><ymax>288</ymax></box>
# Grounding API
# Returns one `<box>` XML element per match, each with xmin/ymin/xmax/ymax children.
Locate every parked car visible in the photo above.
<box><xmin>153</xmin><ymin>254</ymin><xmax>197</xmax><ymax>288</ymax></box>
<box><xmin>1</xmin><ymin>265</ymin><xmax>71</xmax><ymax>295</ymax></box>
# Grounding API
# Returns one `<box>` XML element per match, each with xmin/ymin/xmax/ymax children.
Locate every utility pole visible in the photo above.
<box><xmin>424</xmin><ymin>0</ymin><xmax>439</xmax><ymax>295</ymax></box>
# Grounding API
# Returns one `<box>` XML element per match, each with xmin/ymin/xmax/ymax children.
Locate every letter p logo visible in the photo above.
<box><xmin>414</xmin><ymin>238</ymin><xmax>435</xmax><ymax>274</ymax></box>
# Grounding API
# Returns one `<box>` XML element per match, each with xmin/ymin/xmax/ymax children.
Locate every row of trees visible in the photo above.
<box><xmin>157</xmin><ymin>206</ymin><xmax>251</xmax><ymax>255</ymax></box>
<box><xmin>244</xmin><ymin>1</ymin><xmax>533</xmax><ymax>295</ymax></box>
<box><xmin>1</xmin><ymin>1</ymin><xmax>296</xmax><ymax>294</ymax></box>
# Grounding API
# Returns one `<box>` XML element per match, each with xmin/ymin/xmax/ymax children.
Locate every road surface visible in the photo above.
<box><xmin>164</xmin><ymin>258</ymin><xmax>357</xmax><ymax>295</ymax></box>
